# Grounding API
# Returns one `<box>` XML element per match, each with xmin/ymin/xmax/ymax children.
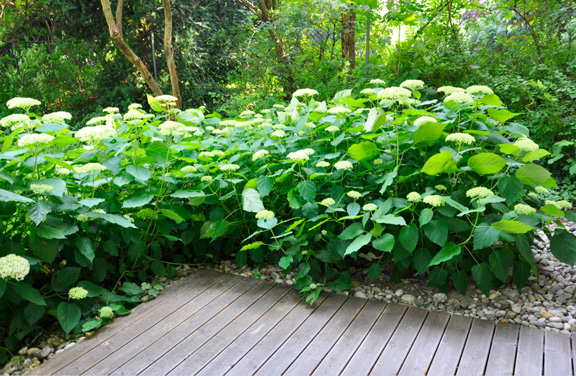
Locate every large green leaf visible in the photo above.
<box><xmin>379</xmin><ymin>167</ymin><xmax>398</xmax><ymax>194</ymax></box>
<box><xmin>491</xmin><ymin>220</ymin><xmax>533</xmax><ymax>234</ymax></box>
<box><xmin>146</xmin><ymin>141</ymin><xmax>170</xmax><ymax>164</ymax></box>
<box><xmin>13</xmin><ymin>283</ymin><xmax>46</xmax><ymax>306</ymax></box>
<box><xmin>0</xmin><ymin>279</ymin><xmax>5</xmax><ymax>299</ymax></box>
<box><xmin>489</xmin><ymin>248</ymin><xmax>514</xmax><ymax>282</ymax></box>
<box><xmin>419</xmin><ymin>208</ymin><xmax>433</xmax><ymax>227</ymax></box>
<box><xmin>84</xmin><ymin>212</ymin><xmax>138</xmax><ymax>228</ymax></box>
<box><xmin>374</xmin><ymin>214</ymin><xmax>406</xmax><ymax>226</ymax></box>
<box><xmin>31</xmin><ymin>237</ymin><xmax>58</xmax><ymax>263</ymax></box>
<box><xmin>242</xmin><ymin>188</ymin><xmax>265</xmax><ymax>213</ymax></box>
<box><xmin>472</xmin><ymin>263</ymin><xmax>492</xmax><ymax>295</ymax></box>
<box><xmin>363</xmin><ymin>108</ymin><xmax>387</xmax><ymax>132</ymax></box>
<box><xmin>412</xmin><ymin>122</ymin><xmax>445</xmax><ymax>147</ymax></box>
<box><xmin>515</xmin><ymin>234</ymin><xmax>537</xmax><ymax>272</ymax></box>
<box><xmin>399</xmin><ymin>223</ymin><xmax>418</xmax><ymax>253</ymax></box>
<box><xmin>122</xmin><ymin>192</ymin><xmax>154</xmax><ymax>208</ymax></box>
<box><xmin>257</xmin><ymin>176</ymin><xmax>273</xmax><ymax>197</ymax></box>
<box><xmin>348</xmin><ymin>141</ymin><xmax>379</xmax><ymax>161</ymax></box>
<box><xmin>423</xmin><ymin>220</ymin><xmax>448</xmax><ymax>246</ymax></box>
<box><xmin>0</xmin><ymin>188</ymin><xmax>34</xmax><ymax>203</ymax></box>
<box><xmin>488</xmin><ymin>108</ymin><xmax>519</xmax><ymax>123</ymax></box>
<box><xmin>51</xmin><ymin>267</ymin><xmax>81</xmax><ymax>291</ymax></box>
<box><xmin>467</xmin><ymin>153</ymin><xmax>507</xmax><ymax>175</ymax></box>
<box><xmin>421</xmin><ymin>151</ymin><xmax>458</xmax><ymax>175</ymax></box>
<box><xmin>453</xmin><ymin>271</ymin><xmax>469</xmax><ymax>295</ymax></box>
<box><xmin>24</xmin><ymin>303</ymin><xmax>45</xmax><ymax>325</ymax></box>
<box><xmin>550</xmin><ymin>230</ymin><xmax>576</xmax><ymax>265</ymax></box>
<box><xmin>429</xmin><ymin>242</ymin><xmax>461</xmax><ymax>267</ymax></box>
<box><xmin>76</xmin><ymin>237</ymin><xmax>95</xmax><ymax>263</ymax></box>
<box><xmin>57</xmin><ymin>302</ymin><xmax>81</xmax><ymax>334</ymax></box>
<box><xmin>372</xmin><ymin>234</ymin><xmax>395</xmax><ymax>253</ymax></box>
<box><xmin>481</xmin><ymin>94</ymin><xmax>502</xmax><ymax>106</ymax></box>
<box><xmin>413</xmin><ymin>248</ymin><xmax>431</xmax><ymax>275</ymax></box>
<box><xmin>515</xmin><ymin>163</ymin><xmax>552</xmax><ymax>186</ymax></box>
<box><xmin>36</xmin><ymin>225</ymin><xmax>66</xmax><ymax>239</ymax></box>
<box><xmin>126</xmin><ymin>165</ymin><xmax>152</xmax><ymax>182</ymax></box>
<box><xmin>473</xmin><ymin>224</ymin><xmax>500</xmax><ymax>250</ymax></box>
<box><xmin>28</xmin><ymin>201</ymin><xmax>52</xmax><ymax>226</ymax></box>
<box><xmin>338</xmin><ymin>223</ymin><xmax>364</xmax><ymax>240</ymax></box>
<box><xmin>298</xmin><ymin>180</ymin><xmax>317</xmax><ymax>203</ymax></box>
<box><xmin>344</xmin><ymin>233</ymin><xmax>372</xmax><ymax>255</ymax></box>
<box><xmin>498</xmin><ymin>175</ymin><xmax>524</xmax><ymax>206</ymax></box>
<box><xmin>522</xmin><ymin>149</ymin><xmax>550</xmax><ymax>162</ymax></box>
<box><xmin>32</xmin><ymin>178</ymin><xmax>67</xmax><ymax>197</ymax></box>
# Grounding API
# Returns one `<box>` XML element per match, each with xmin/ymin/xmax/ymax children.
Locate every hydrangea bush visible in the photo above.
<box><xmin>1</xmin><ymin>84</ymin><xmax>576</xmax><ymax>358</ymax></box>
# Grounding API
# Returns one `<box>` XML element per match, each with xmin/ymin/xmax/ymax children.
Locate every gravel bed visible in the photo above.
<box><xmin>4</xmin><ymin>219</ymin><xmax>576</xmax><ymax>375</ymax></box>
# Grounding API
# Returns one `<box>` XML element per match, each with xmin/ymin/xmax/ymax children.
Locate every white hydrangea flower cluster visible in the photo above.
<box><xmin>466</xmin><ymin>187</ymin><xmax>495</xmax><ymax>199</ymax></box>
<box><xmin>124</xmin><ymin>109</ymin><xmax>154</xmax><ymax>121</ymax></box>
<box><xmin>253</xmin><ymin>150</ymin><xmax>269</xmax><ymax>161</ymax></box>
<box><xmin>325</xmin><ymin>126</ymin><xmax>340</xmax><ymax>133</ymax></box>
<box><xmin>377</xmin><ymin>87</ymin><xmax>412</xmax><ymax>102</ymax></box>
<box><xmin>320</xmin><ymin>198</ymin><xmax>336</xmax><ymax>207</ymax></box>
<box><xmin>360</xmin><ymin>88</ymin><xmax>376</xmax><ymax>95</ymax></box>
<box><xmin>435</xmin><ymin>185</ymin><xmax>447</xmax><ymax>191</ymax></box>
<box><xmin>0</xmin><ymin>254</ymin><xmax>30</xmax><ymax>281</ymax></box>
<box><xmin>514</xmin><ymin>137</ymin><xmax>539</xmax><ymax>153</ymax></box>
<box><xmin>7</xmin><ymin>97</ymin><xmax>41</xmax><ymax>111</ymax></box>
<box><xmin>18</xmin><ymin>133</ymin><xmax>54</xmax><ymax>148</ymax></box>
<box><xmin>74</xmin><ymin>163</ymin><xmax>107</xmax><ymax>174</ymax></box>
<box><xmin>129</xmin><ymin>103</ymin><xmax>142</xmax><ymax>109</ymax></box>
<box><xmin>444</xmin><ymin>92</ymin><xmax>474</xmax><ymax>104</ymax></box>
<box><xmin>316</xmin><ymin>161</ymin><xmax>330</xmax><ymax>168</ymax></box>
<box><xmin>334</xmin><ymin>161</ymin><xmax>353</xmax><ymax>170</ymax></box>
<box><xmin>437</xmin><ymin>86</ymin><xmax>465</xmax><ymax>95</ymax></box>
<box><xmin>363</xmin><ymin>203</ymin><xmax>378</xmax><ymax>211</ymax></box>
<box><xmin>68</xmin><ymin>287</ymin><xmax>88</xmax><ymax>300</ymax></box>
<box><xmin>159</xmin><ymin>121</ymin><xmax>188</xmax><ymax>137</ymax></box>
<box><xmin>155</xmin><ymin>95</ymin><xmax>178</xmax><ymax>107</ymax></box>
<box><xmin>466</xmin><ymin>85</ymin><xmax>494</xmax><ymax>96</ymax></box>
<box><xmin>86</xmin><ymin>116</ymin><xmax>109</xmax><ymax>125</ymax></box>
<box><xmin>535</xmin><ymin>186</ymin><xmax>549</xmax><ymax>194</ymax></box>
<box><xmin>30</xmin><ymin>184</ymin><xmax>54</xmax><ymax>195</ymax></box>
<box><xmin>314</xmin><ymin>102</ymin><xmax>328</xmax><ymax>113</ymax></box>
<box><xmin>255</xmin><ymin>210</ymin><xmax>275</xmax><ymax>220</ymax></box>
<box><xmin>55</xmin><ymin>166</ymin><xmax>72</xmax><ymax>175</ymax></box>
<box><xmin>239</xmin><ymin>110</ymin><xmax>255</xmax><ymax>118</ymax></box>
<box><xmin>373</xmin><ymin>158</ymin><xmax>383</xmax><ymax>165</ymax></box>
<box><xmin>99</xmin><ymin>306</ymin><xmax>115</xmax><ymax>319</ymax></box>
<box><xmin>220</xmin><ymin>164</ymin><xmax>240</xmax><ymax>172</ymax></box>
<box><xmin>423</xmin><ymin>195</ymin><xmax>445</xmax><ymax>207</ymax></box>
<box><xmin>271</xmin><ymin>130</ymin><xmax>286</xmax><ymax>137</ymax></box>
<box><xmin>400</xmin><ymin>79</ymin><xmax>425</xmax><ymax>90</ymax></box>
<box><xmin>347</xmin><ymin>191</ymin><xmax>362</xmax><ymax>200</ymax></box>
<box><xmin>181</xmin><ymin>166</ymin><xmax>197</xmax><ymax>174</ymax></box>
<box><xmin>201</xmin><ymin>176</ymin><xmax>213</xmax><ymax>183</ymax></box>
<box><xmin>545</xmin><ymin>200</ymin><xmax>573</xmax><ymax>210</ymax></box>
<box><xmin>0</xmin><ymin>114</ymin><xmax>31</xmax><ymax>128</ymax></box>
<box><xmin>369</xmin><ymin>79</ymin><xmax>386</xmax><ymax>85</ymax></box>
<box><xmin>445</xmin><ymin>133</ymin><xmax>476</xmax><ymax>145</ymax></box>
<box><xmin>42</xmin><ymin>111</ymin><xmax>72</xmax><ymax>123</ymax></box>
<box><xmin>75</xmin><ymin>125</ymin><xmax>117</xmax><ymax>143</ymax></box>
<box><xmin>413</xmin><ymin>116</ymin><xmax>437</xmax><ymax>126</ymax></box>
<box><xmin>103</xmin><ymin>107</ymin><xmax>119</xmax><ymax>114</ymax></box>
<box><xmin>287</xmin><ymin>148</ymin><xmax>314</xmax><ymax>162</ymax></box>
<box><xmin>407</xmin><ymin>192</ymin><xmax>422</xmax><ymax>203</ymax></box>
<box><xmin>293</xmin><ymin>88</ymin><xmax>319</xmax><ymax>98</ymax></box>
<box><xmin>514</xmin><ymin>204</ymin><xmax>536</xmax><ymax>215</ymax></box>
<box><xmin>328</xmin><ymin>106</ymin><xmax>352</xmax><ymax>115</ymax></box>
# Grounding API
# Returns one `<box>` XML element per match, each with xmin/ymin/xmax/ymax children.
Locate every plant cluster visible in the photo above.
<box><xmin>1</xmin><ymin>82</ymin><xmax>576</xmax><ymax>359</ymax></box>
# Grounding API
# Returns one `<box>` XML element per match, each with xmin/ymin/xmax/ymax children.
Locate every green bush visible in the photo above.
<box><xmin>1</xmin><ymin>81</ymin><xmax>576</xmax><ymax>359</ymax></box>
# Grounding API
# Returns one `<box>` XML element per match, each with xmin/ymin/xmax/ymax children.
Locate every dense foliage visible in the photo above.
<box><xmin>2</xmin><ymin>82</ymin><xmax>576</xmax><ymax>359</ymax></box>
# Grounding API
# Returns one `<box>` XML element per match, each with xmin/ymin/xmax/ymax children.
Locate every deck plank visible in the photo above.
<box><xmin>427</xmin><ymin>314</ymin><xmax>473</xmax><ymax>376</ymax></box>
<box><xmin>515</xmin><ymin>325</ymin><xmax>544</xmax><ymax>376</ymax></box>
<box><xmin>282</xmin><ymin>297</ymin><xmax>367</xmax><ymax>376</ymax></box>
<box><xmin>369</xmin><ymin>306</ymin><xmax>429</xmax><ymax>376</ymax></box>
<box><xmin>196</xmin><ymin>289</ymin><xmax>303</xmax><ymax>376</ymax></box>
<box><xmin>32</xmin><ymin>269</ymin><xmax>225</xmax><ymax>376</ymax></box>
<box><xmin>544</xmin><ymin>330</ymin><xmax>572</xmax><ymax>376</ymax></box>
<box><xmin>340</xmin><ymin>303</ymin><xmax>408</xmax><ymax>376</ymax></box>
<box><xmin>484</xmin><ymin>324</ymin><xmax>520</xmax><ymax>376</ymax></box>
<box><xmin>312</xmin><ymin>300</ymin><xmax>386</xmax><ymax>376</ymax></box>
<box><xmin>252</xmin><ymin>293</ymin><xmax>348</xmax><ymax>376</ymax></box>
<box><xmin>167</xmin><ymin>284</ymin><xmax>292</xmax><ymax>375</ymax></box>
<box><xmin>455</xmin><ymin>318</ymin><xmax>495</xmax><ymax>376</ymax></box>
<box><xmin>397</xmin><ymin>310</ymin><xmax>450</xmax><ymax>376</ymax></box>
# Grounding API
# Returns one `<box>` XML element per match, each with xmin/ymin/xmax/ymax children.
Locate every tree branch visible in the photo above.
<box><xmin>115</xmin><ymin>0</ymin><xmax>123</xmax><ymax>38</ymax></box>
<box><xmin>162</xmin><ymin>0</ymin><xmax>182</xmax><ymax>108</ymax></box>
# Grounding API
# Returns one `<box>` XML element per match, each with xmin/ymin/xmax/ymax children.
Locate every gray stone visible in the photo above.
<box><xmin>401</xmin><ymin>294</ymin><xmax>416</xmax><ymax>304</ymax></box>
<box><xmin>395</xmin><ymin>289</ymin><xmax>404</xmax><ymax>297</ymax></box>
<box><xmin>432</xmin><ymin>293</ymin><xmax>448</xmax><ymax>304</ymax></box>
<box><xmin>38</xmin><ymin>346</ymin><xmax>53</xmax><ymax>360</ymax></box>
<box><xmin>354</xmin><ymin>291</ymin><xmax>367</xmax><ymax>299</ymax></box>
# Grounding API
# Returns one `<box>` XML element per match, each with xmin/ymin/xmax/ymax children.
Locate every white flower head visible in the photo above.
<box><xmin>414</xmin><ymin>116</ymin><xmax>437</xmax><ymax>127</ymax></box>
<box><xmin>514</xmin><ymin>204</ymin><xmax>536</xmax><ymax>215</ymax></box>
<box><xmin>466</xmin><ymin>85</ymin><xmax>494</xmax><ymax>96</ymax></box>
<box><xmin>124</xmin><ymin>109</ymin><xmax>153</xmax><ymax>121</ymax></box>
<box><xmin>534</xmin><ymin>186</ymin><xmax>549</xmax><ymax>195</ymax></box>
<box><xmin>159</xmin><ymin>121</ymin><xmax>188</xmax><ymax>137</ymax></box>
<box><xmin>514</xmin><ymin>137</ymin><xmax>539</xmax><ymax>153</ymax></box>
<box><xmin>347</xmin><ymin>191</ymin><xmax>362</xmax><ymax>200</ymax></box>
<box><xmin>423</xmin><ymin>195</ymin><xmax>445</xmax><ymax>207</ymax></box>
<box><xmin>1</xmin><ymin>114</ymin><xmax>31</xmax><ymax>128</ymax></box>
<box><xmin>363</xmin><ymin>203</ymin><xmax>378</xmax><ymax>211</ymax></box>
<box><xmin>128</xmin><ymin>103</ymin><xmax>143</xmax><ymax>110</ymax></box>
<box><xmin>74</xmin><ymin>163</ymin><xmax>107</xmax><ymax>174</ymax></box>
<box><xmin>369</xmin><ymin>79</ymin><xmax>386</xmax><ymax>86</ymax></box>
<box><xmin>253</xmin><ymin>150</ymin><xmax>269</xmax><ymax>161</ymax></box>
<box><xmin>435</xmin><ymin>185</ymin><xmax>447</xmax><ymax>191</ymax></box>
<box><xmin>360</xmin><ymin>88</ymin><xmax>376</xmax><ymax>95</ymax></box>
<box><xmin>86</xmin><ymin>116</ymin><xmax>109</xmax><ymax>125</ymax></box>
<box><xmin>181</xmin><ymin>166</ymin><xmax>197</xmax><ymax>174</ymax></box>
<box><xmin>18</xmin><ymin>133</ymin><xmax>54</xmax><ymax>148</ymax></box>
<box><xmin>466</xmin><ymin>187</ymin><xmax>495</xmax><ymax>199</ymax></box>
<box><xmin>445</xmin><ymin>133</ymin><xmax>475</xmax><ymax>145</ymax></box>
<box><xmin>444</xmin><ymin>92</ymin><xmax>474</xmax><ymax>104</ymax></box>
<box><xmin>220</xmin><ymin>164</ymin><xmax>240</xmax><ymax>172</ymax></box>
<box><xmin>320</xmin><ymin>198</ymin><xmax>336</xmax><ymax>207</ymax></box>
<box><xmin>407</xmin><ymin>192</ymin><xmax>422</xmax><ymax>203</ymax></box>
<box><xmin>201</xmin><ymin>176</ymin><xmax>213</xmax><ymax>183</ymax></box>
<box><xmin>437</xmin><ymin>86</ymin><xmax>465</xmax><ymax>95</ymax></box>
<box><xmin>7</xmin><ymin>97</ymin><xmax>41</xmax><ymax>111</ymax></box>
<box><xmin>373</xmin><ymin>158</ymin><xmax>383</xmax><ymax>165</ymax></box>
<box><xmin>400</xmin><ymin>79</ymin><xmax>425</xmax><ymax>90</ymax></box>
<box><xmin>377</xmin><ymin>87</ymin><xmax>412</xmax><ymax>101</ymax></box>
<box><xmin>293</xmin><ymin>88</ymin><xmax>319</xmax><ymax>98</ymax></box>
<box><xmin>271</xmin><ymin>130</ymin><xmax>286</xmax><ymax>137</ymax></box>
<box><xmin>69</xmin><ymin>287</ymin><xmax>88</xmax><ymax>300</ymax></box>
<box><xmin>545</xmin><ymin>200</ymin><xmax>572</xmax><ymax>210</ymax></box>
<box><xmin>30</xmin><ymin>184</ymin><xmax>54</xmax><ymax>195</ymax></box>
<box><xmin>316</xmin><ymin>161</ymin><xmax>330</xmax><ymax>168</ymax></box>
<box><xmin>0</xmin><ymin>254</ymin><xmax>30</xmax><ymax>281</ymax></box>
<box><xmin>325</xmin><ymin>126</ymin><xmax>340</xmax><ymax>133</ymax></box>
<box><xmin>287</xmin><ymin>150</ymin><xmax>310</xmax><ymax>162</ymax></box>
<box><xmin>255</xmin><ymin>210</ymin><xmax>275</xmax><ymax>220</ymax></box>
<box><xmin>335</xmin><ymin>161</ymin><xmax>353</xmax><ymax>170</ymax></box>
<box><xmin>42</xmin><ymin>111</ymin><xmax>72</xmax><ymax>124</ymax></box>
<box><xmin>328</xmin><ymin>106</ymin><xmax>352</xmax><ymax>115</ymax></box>
<box><xmin>99</xmin><ymin>306</ymin><xmax>114</xmax><ymax>319</ymax></box>
<box><xmin>239</xmin><ymin>110</ymin><xmax>256</xmax><ymax>118</ymax></box>
<box><xmin>75</xmin><ymin>125</ymin><xmax>116</xmax><ymax>143</ymax></box>
<box><xmin>103</xmin><ymin>107</ymin><xmax>119</xmax><ymax>114</ymax></box>
<box><xmin>155</xmin><ymin>95</ymin><xmax>178</xmax><ymax>103</ymax></box>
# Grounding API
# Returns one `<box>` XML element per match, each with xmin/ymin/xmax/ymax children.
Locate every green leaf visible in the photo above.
<box><xmin>13</xmin><ymin>283</ymin><xmax>46</xmax><ymax>306</ymax></box>
<box><xmin>147</xmin><ymin>93</ymin><xmax>163</xmax><ymax>112</ymax></box>
<box><xmin>363</xmin><ymin>108</ymin><xmax>387</xmax><ymax>132</ymax></box>
<box><xmin>481</xmin><ymin>94</ymin><xmax>502</xmax><ymax>106</ymax></box>
<box><xmin>0</xmin><ymin>279</ymin><xmax>5</xmax><ymax>299</ymax></box>
<box><xmin>279</xmin><ymin>255</ymin><xmax>293</xmax><ymax>270</ymax></box>
<box><xmin>368</xmin><ymin>263</ymin><xmax>382</xmax><ymax>282</ymax></box>
<box><xmin>399</xmin><ymin>224</ymin><xmax>418</xmax><ymax>253</ymax></box>
<box><xmin>126</xmin><ymin>165</ymin><xmax>152</xmax><ymax>182</ymax></box>
<box><xmin>412</xmin><ymin>122</ymin><xmax>445</xmax><ymax>146</ymax></box>
<box><xmin>345</xmin><ymin>233</ymin><xmax>372</xmax><ymax>255</ymax></box>
<box><xmin>421</xmin><ymin>151</ymin><xmax>458</xmax><ymax>175</ymax></box>
<box><xmin>499</xmin><ymin>144</ymin><xmax>521</xmax><ymax>155</ymax></box>
<box><xmin>240</xmin><ymin>242</ymin><xmax>264</xmax><ymax>251</ymax></box>
<box><xmin>498</xmin><ymin>176</ymin><xmax>524</xmax><ymax>206</ymax></box>
<box><xmin>474</xmin><ymin>224</ymin><xmax>501</xmax><ymax>250</ymax></box>
<box><xmin>515</xmin><ymin>234</ymin><xmax>537</xmax><ymax>272</ymax></box>
<box><xmin>375</xmin><ymin>214</ymin><xmax>406</xmax><ymax>226</ymax></box>
<box><xmin>550</xmin><ymin>229</ymin><xmax>576</xmax><ymax>265</ymax></box>
<box><xmin>24</xmin><ymin>303</ymin><xmax>45</xmax><ymax>325</ymax></box>
<box><xmin>338</xmin><ymin>223</ymin><xmax>364</xmax><ymax>240</ymax></box>
<box><xmin>419</xmin><ymin>208</ymin><xmax>433</xmax><ymax>227</ymax></box>
<box><xmin>515</xmin><ymin>163</ymin><xmax>552</xmax><ymax>186</ymax></box>
<box><xmin>0</xmin><ymin>188</ymin><xmax>34</xmax><ymax>203</ymax></box>
<box><xmin>122</xmin><ymin>192</ymin><xmax>154</xmax><ymax>208</ymax></box>
<box><xmin>30</xmin><ymin>237</ymin><xmax>58</xmax><ymax>263</ymax></box>
<box><xmin>488</xmin><ymin>108</ymin><xmax>519</xmax><ymax>123</ymax></box>
<box><xmin>379</xmin><ymin>166</ymin><xmax>398</xmax><ymax>194</ymax></box>
<box><xmin>146</xmin><ymin>141</ymin><xmax>170</xmax><ymax>164</ymax></box>
<box><xmin>121</xmin><ymin>282</ymin><xmax>143</xmax><ymax>296</ymax></box>
<box><xmin>51</xmin><ymin>267</ymin><xmax>81</xmax><ymax>291</ymax></box>
<box><xmin>257</xmin><ymin>176</ymin><xmax>273</xmax><ymax>197</ymax></box>
<box><xmin>347</xmin><ymin>203</ymin><xmax>361</xmax><ymax>217</ymax></box>
<box><xmin>490</xmin><ymin>249</ymin><xmax>513</xmax><ymax>282</ymax></box>
<box><xmin>28</xmin><ymin>201</ymin><xmax>52</xmax><ymax>226</ymax></box>
<box><xmin>413</xmin><ymin>248</ymin><xmax>431</xmax><ymax>275</ymax></box>
<box><xmin>76</xmin><ymin>237</ymin><xmax>95</xmax><ymax>263</ymax></box>
<box><xmin>491</xmin><ymin>220</ymin><xmax>533</xmax><ymax>234</ymax></box>
<box><xmin>84</xmin><ymin>212</ymin><xmax>138</xmax><ymax>228</ymax></box>
<box><xmin>372</xmin><ymin>233</ymin><xmax>395</xmax><ymax>253</ymax></box>
<box><xmin>57</xmin><ymin>302</ymin><xmax>81</xmax><ymax>334</ymax></box>
<box><xmin>78</xmin><ymin>198</ymin><xmax>105</xmax><ymax>208</ymax></box>
<box><xmin>33</xmin><ymin>178</ymin><xmax>67</xmax><ymax>197</ymax></box>
<box><xmin>161</xmin><ymin>209</ymin><xmax>184</xmax><ymax>224</ymax></box>
<box><xmin>36</xmin><ymin>225</ymin><xmax>66</xmax><ymax>239</ymax></box>
<box><xmin>453</xmin><ymin>271</ymin><xmax>469</xmax><ymax>295</ymax></box>
<box><xmin>348</xmin><ymin>141</ymin><xmax>379</xmax><ymax>161</ymax></box>
<box><xmin>541</xmin><ymin>204</ymin><xmax>564</xmax><ymax>217</ymax></box>
<box><xmin>522</xmin><ymin>149</ymin><xmax>550</xmax><ymax>162</ymax></box>
<box><xmin>298</xmin><ymin>180</ymin><xmax>317</xmax><ymax>203</ymax></box>
<box><xmin>429</xmin><ymin>242</ymin><xmax>462</xmax><ymax>267</ymax></box>
<box><xmin>428</xmin><ymin>267</ymin><xmax>449</xmax><ymax>287</ymax></box>
<box><xmin>513</xmin><ymin>259</ymin><xmax>531</xmax><ymax>289</ymax></box>
<box><xmin>44</xmin><ymin>156</ymin><xmax>76</xmax><ymax>172</ymax></box>
<box><xmin>468</xmin><ymin>153</ymin><xmax>507</xmax><ymax>175</ymax></box>
<box><xmin>242</xmin><ymin>188</ymin><xmax>265</xmax><ymax>213</ymax></box>
<box><xmin>151</xmin><ymin>261</ymin><xmax>166</xmax><ymax>276</ymax></box>
<box><xmin>171</xmin><ymin>190</ymin><xmax>205</xmax><ymax>200</ymax></box>
<box><xmin>423</xmin><ymin>220</ymin><xmax>448</xmax><ymax>246</ymax></box>
<box><xmin>472</xmin><ymin>263</ymin><xmax>492</xmax><ymax>296</ymax></box>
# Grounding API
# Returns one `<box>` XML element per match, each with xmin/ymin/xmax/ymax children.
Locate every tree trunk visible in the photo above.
<box><xmin>100</xmin><ymin>0</ymin><xmax>163</xmax><ymax>96</ymax></box>
<box><xmin>256</xmin><ymin>0</ymin><xmax>295</xmax><ymax>96</ymax></box>
<box><xmin>341</xmin><ymin>7</ymin><xmax>356</xmax><ymax>69</ymax></box>
<box><xmin>161</xmin><ymin>0</ymin><xmax>182</xmax><ymax>108</ymax></box>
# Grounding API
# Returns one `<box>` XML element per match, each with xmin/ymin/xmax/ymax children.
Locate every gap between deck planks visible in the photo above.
<box><xmin>31</xmin><ymin>268</ymin><xmax>576</xmax><ymax>376</ymax></box>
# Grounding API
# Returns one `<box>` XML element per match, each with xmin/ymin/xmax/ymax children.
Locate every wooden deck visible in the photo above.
<box><xmin>32</xmin><ymin>268</ymin><xmax>576</xmax><ymax>376</ymax></box>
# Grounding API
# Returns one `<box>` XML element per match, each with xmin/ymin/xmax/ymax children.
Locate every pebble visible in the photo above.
<box><xmin>433</xmin><ymin>293</ymin><xmax>447</xmax><ymax>304</ymax></box>
<box><xmin>540</xmin><ymin>310</ymin><xmax>554</xmax><ymax>319</ymax></box>
<box><xmin>401</xmin><ymin>294</ymin><xmax>416</xmax><ymax>304</ymax></box>
<box><xmin>354</xmin><ymin>291</ymin><xmax>367</xmax><ymax>299</ymax></box>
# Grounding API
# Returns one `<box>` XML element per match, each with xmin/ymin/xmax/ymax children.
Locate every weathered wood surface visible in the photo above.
<box><xmin>32</xmin><ymin>269</ymin><xmax>575</xmax><ymax>375</ymax></box>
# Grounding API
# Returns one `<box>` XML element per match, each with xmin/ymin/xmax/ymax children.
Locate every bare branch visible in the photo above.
<box><xmin>115</xmin><ymin>0</ymin><xmax>123</xmax><ymax>38</ymax></box>
<box><xmin>162</xmin><ymin>0</ymin><xmax>182</xmax><ymax>108</ymax></box>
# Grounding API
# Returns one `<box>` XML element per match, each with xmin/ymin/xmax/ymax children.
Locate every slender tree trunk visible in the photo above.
<box><xmin>341</xmin><ymin>7</ymin><xmax>356</xmax><ymax>69</ymax></box>
<box><xmin>162</xmin><ymin>0</ymin><xmax>182</xmax><ymax>108</ymax></box>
